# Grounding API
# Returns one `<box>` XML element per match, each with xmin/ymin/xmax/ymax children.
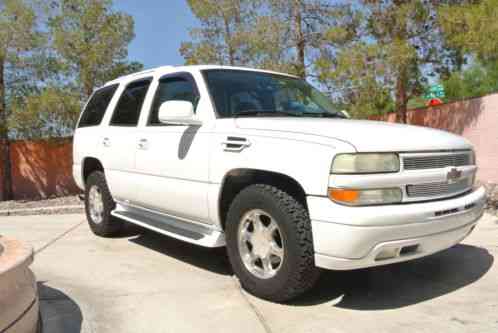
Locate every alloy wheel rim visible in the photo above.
<box><xmin>89</xmin><ymin>185</ymin><xmax>104</xmax><ymax>224</ymax></box>
<box><xmin>237</xmin><ymin>209</ymin><xmax>284</xmax><ymax>279</ymax></box>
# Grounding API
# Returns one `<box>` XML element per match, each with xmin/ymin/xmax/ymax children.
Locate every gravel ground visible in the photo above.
<box><xmin>478</xmin><ymin>181</ymin><xmax>498</xmax><ymax>216</ymax></box>
<box><xmin>0</xmin><ymin>195</ymin><xmax>83</xmax><ymax>216</ymax></box>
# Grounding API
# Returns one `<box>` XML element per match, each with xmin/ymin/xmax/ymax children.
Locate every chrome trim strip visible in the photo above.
<box><xmin>115</xmin><ymin>200</ymin><xmax>220</xmax><ymax>231</ymax></box>
<box><xmin>112</xmin><ymin>202</ymin><xmax>226</xmax><ymax>247</ymax></box>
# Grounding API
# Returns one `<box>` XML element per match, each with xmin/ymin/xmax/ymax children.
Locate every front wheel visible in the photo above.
<box><xmin>84</xmin><ymin>171</ymin><xmax>123</xmax><ymax>237</ymax></box>
<box><xmin>225</xmin><ymin>184</ymin><xmax>320</xmax><ymax>302</ymax></box>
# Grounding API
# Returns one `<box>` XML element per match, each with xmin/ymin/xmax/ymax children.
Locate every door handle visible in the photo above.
<box><xmin>103</xmin><ymin>137</ymin><xmax>111</xmax><ymax>147</ymax></box>
<box><xmin>137</xmin><ymin>138</ymin><xmax>149</xmax><ymax>150</ymax></box>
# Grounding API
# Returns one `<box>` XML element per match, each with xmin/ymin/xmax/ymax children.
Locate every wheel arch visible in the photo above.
<box><xmin>82</xmin><ymin>157</ymin><xmax>104</xmax><ymax>185</ymax></box>
<box><xmin>218</xmin><ymin>168</ymin><xmax>308</xmax><ymax>231</ymax></box>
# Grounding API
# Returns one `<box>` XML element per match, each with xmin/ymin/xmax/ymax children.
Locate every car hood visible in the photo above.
<box><xmin>234</xmin><ymin>117</ymin><xmax>473</xmax><ymax>152</ymax></box>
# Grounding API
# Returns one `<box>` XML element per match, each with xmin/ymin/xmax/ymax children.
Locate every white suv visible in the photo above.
<box><xmin>73</xmin><ymin>65</ymin><xmax>486</xmax><ymax>302</ymax></box>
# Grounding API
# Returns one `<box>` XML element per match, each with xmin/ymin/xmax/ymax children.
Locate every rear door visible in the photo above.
<box><xmin>73</xmin><ymin>84</ymin><xmax>119</xmax><ymax>189</ymax></box>
<box><xmin>103</xmin><ymin>78</ymin><xmax>152</xmax><ymax>203</ymax></box>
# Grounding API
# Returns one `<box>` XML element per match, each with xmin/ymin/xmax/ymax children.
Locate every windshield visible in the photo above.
<box><xmin>202</xmin><ymin>69</ymin><xmax>345</xmax><ymax>119</ymax></box>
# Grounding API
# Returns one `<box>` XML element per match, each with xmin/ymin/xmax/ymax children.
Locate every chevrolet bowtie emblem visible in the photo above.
<box><xmin>447</xmin><ymin>168</ymin><xmax>462</xmax><ymax>184</ymax></box>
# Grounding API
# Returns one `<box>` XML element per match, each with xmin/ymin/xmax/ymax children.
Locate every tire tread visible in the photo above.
<box><xmin>85</xmin><ymin>171</ymin><xmax>123</xmax><ymax>237</ymax></box>
<box><xmin>226</xmin><ymin>184</ymin><xmax>320</xmax><ymax>302</ymax></box>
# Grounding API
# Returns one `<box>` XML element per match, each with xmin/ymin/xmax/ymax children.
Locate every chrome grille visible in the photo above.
<box><xmin>403</xmin><ymin>153</ymin><xmax>471</xmax><ymax>170</ymax></box>
<box><xmin>406</xmin><ymin>178</ymin><xmax>471</xmax><ymax>198</ymax></box>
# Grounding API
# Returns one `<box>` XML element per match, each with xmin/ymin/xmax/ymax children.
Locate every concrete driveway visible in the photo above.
<box><xmin>1</xmin><ymin>213</ymin><xmax>497</xmax><ymax>333</ymax></box>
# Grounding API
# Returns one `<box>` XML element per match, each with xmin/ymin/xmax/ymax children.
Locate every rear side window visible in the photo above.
<box><xmin>78</xmin><ymin>84</ymin><xmax>118</xmax><ymax>128</ymax></box>
<box><xmin>148</xmin><ymin>76</ymin><xmax>199</xmax><ymax>125</ymax></box>
<box><xmin>110</xmin><ymin>78</ymin><xmax>152</xmax><ymax>126</ymax></box>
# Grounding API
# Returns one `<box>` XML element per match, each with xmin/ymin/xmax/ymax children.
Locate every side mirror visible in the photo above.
<box><xmin>158</xmin><ymin>101</ymin><xmax>202</xmax><ymax>126</ymax></box>
<box><xmin>340</xmin><ymin>110</ymin><xmax>351</xmax><ymax>119</ymax></box>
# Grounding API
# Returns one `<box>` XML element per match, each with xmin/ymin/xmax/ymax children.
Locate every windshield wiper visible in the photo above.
<box><xmin>233</xmin><ymin>109</ymin><xmax>345</xmax><ymax>118</ymax></box>
<box><xmin>233</xmin><ymin>110</ymin><xmax>302</xmax><ymax>117</ymax></box>
<box><xmin>301</xmin><ymin>112</ymin><xmax>345</xmax><ymax>119</ymax></box>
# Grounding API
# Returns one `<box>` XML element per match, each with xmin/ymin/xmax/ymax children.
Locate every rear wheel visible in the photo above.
<box><xmin>226</xmin><ymin>184</ymin><xmax>320</xmax><ymax>302</ymax></box>
<box><xmin>84</xmin><ymin>171</ymin><xmax>123</xmax><ymax>237</ymax></box>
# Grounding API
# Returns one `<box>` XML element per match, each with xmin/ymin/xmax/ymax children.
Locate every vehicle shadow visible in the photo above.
<box><xmin>128</xmin><ymin>230</ymin><xmax>232</xmax><ymax>276</ymax></box>
<box><xmin>38</xmin><ymin>282</ymin><xmax>83</xmax><ymax>333</ymax></box>
<box><xmin>107</xmin><ymin>222</ymin><xmax>144</xmax><ymax>238</ymax></box>
<box><xmin>127</xmin><ymin>231</ymin><xmax>493</xmax><ymax>310</ymax></box>
<box><xmin>292</xmin><ymin>244</ymin><xmax>494</xmax><ymax>309</ymax></box>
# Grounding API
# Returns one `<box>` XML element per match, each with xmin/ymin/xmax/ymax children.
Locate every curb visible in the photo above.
<box><xmin>0</xmin><ymin>237</ymin><xmax>33</xmax><ymax>275</ymax></box>
<box><xmin>0</xmin><ymin>205</ymin><xmax>84</xmax><ymax>217</ymax></box>
<box><xmin>0</xmin><ymin>236</ymin><xmax>40</xmax><ymax>333</ymax></box>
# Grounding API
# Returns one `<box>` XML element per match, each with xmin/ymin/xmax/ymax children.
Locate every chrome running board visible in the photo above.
<box><xmin>111</xmin><ymin>202</ymin><xmax>225</xmax><ymax>248</ymax></box>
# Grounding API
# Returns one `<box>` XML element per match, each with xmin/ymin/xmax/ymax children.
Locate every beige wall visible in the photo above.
<box><xmin>371</xmin><ymin>94</ymin><xmax>498</xmax><ymax>183</ymax></box>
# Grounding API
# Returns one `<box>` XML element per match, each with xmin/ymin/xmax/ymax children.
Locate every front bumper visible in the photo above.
<box><xmin>307</xmin><ymin>186</ymin><xmax>486</xmax><ymax>270</ymax></box>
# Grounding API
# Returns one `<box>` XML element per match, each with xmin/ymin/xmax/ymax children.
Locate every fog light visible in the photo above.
<box><xmin>375</xmin><ymin>248</ymin><xmax>399</xmax><ymax>261</ymax></box>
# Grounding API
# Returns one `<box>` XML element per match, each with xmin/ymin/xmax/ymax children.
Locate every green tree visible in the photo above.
<box><xmin>0</xmin><ymin>0</ymin><xmax>43</xmax><ymax>200</ymax></box>
<box><xmin>183</xmin><ymin>1</ymin><xmax>466</xmax><ymax>120</ymax></box>
<box><xmin>316</xmin><ymin>1</ymin><xmax>466</xmax><ymax>122</ymax></box>
<box><xmin>261</xmin><ymin>0</ymin><xmax>343</xmax><ymax>78</ymax></box>
<box><xmin>180</xmin><ymin>0</ymin><xmax>260</xmax><ymax>66</ymax></box>
<box><xmin>242</xmin><ymin>15</ymin><xmax>292</xmax><ymax>73</ymax></box>
<box><xmin>182</xmin><ymin>0</ymin><xmax>343</xmax><ymax>78</ymax></box>
<box><xmin>316</xmin><ymin>42</ymin><xmax>394</xmax><ymax>118</ymax></box>
<box><xmin>438</xmin><ymin>0</ymin><xmax>498</xmax><ymax>100</ymax></box>
<box><xmin>6</xmin><ymin>0</ymin><xmax>143</xmax><ymax>143</ymax></box>
<box><xmin>8</xmin><ymin>86</ymin><xmax>81</xmax><ymax>139</ymax></box>
<box><xmin>100</xmin><ymin>60</ymin><xmax>143</xmax><ymax>85</ymax></box>
<box><xmin>443</xmin><ymin>62</ymin><xmax>498</xmax><ymax>101</ymax></box>
<box><xmin>439</xmin><ymin>0</ymin><xmax>498</xmax><ymax>64</ymax></box>
<box><xmin>49</xmin><ymin>0</ymin><xmax>139</xmax><ymax>97</ymax></box>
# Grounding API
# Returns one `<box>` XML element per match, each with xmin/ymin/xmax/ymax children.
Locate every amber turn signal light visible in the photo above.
<box><xmin>328</xmin><ymin>187</ymin><xmax>402</xmax><ymax>206</ymax></box>
<box><xmin>328</xmin><ymin>188</ymin><xmax>359</xmax><ymax>204</ymax></box>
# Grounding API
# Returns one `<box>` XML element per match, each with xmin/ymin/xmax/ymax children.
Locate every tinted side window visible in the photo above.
<box><xmin>78</xmin><ymin>84</ymin><xmax>118</xmax><ymax>128</ymax></box>
<box><xmin>148</xmin><ymin>77</ymin><xmax>199</xmax><ymax>125</ymax></box>
<box><xmin>110</xmin><ymin>79</ymin><xmax>152</xmax><ymax>126</ymax></box>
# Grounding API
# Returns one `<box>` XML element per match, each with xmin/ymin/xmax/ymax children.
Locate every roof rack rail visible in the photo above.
<box><xmin>105</xmin><ymin>65</ymin><xmax>175</xmax><ymax>85</ymax></box>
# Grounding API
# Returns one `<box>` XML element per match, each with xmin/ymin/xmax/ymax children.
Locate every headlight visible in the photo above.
<box><xmin>328</xmin><ymin>188</ymin><xmax>402</xmax><ymax>206</ymax></box>
<box><xmin>331</xmin><ymin>153</ymin><xmax>399</xmax><ymax>174</ymax></box>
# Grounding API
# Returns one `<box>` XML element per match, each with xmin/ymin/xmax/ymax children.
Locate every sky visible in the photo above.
<box><xmin>112</xmin><ymin>0</ymin><xmax>198</xmax><ymax>70</ymax></box>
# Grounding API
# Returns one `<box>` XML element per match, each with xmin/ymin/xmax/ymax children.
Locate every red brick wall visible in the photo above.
<box><xmin>371</xmin><ymin>94</ymin><xmax>498</xmax><ymax>183</ymax></box>
<box><xmin>0</xmin><ymin>144</ymin><xmax>5</xmax><ymax>202</ymax></box>
<box><xmin>0</xmin><ymin>138</ymin><xmax>80</xmax><ymax>200</ymax></box>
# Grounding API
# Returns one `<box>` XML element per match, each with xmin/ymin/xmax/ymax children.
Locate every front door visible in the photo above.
<box><xmin>134</xmin><ymin>74</ymin><xmax>211</xmax><ymax>223</ymax></box>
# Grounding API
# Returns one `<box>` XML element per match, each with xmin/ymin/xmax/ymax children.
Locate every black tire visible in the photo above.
<box><xmin>226</xmin><ymin>184</ymin><xmax>320</xmax><ymax>302</ymax></box>
<box><xmin>84</xmin><ymin>171</ymin><xmax>123</xmax><ymax>237</ymax></box>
